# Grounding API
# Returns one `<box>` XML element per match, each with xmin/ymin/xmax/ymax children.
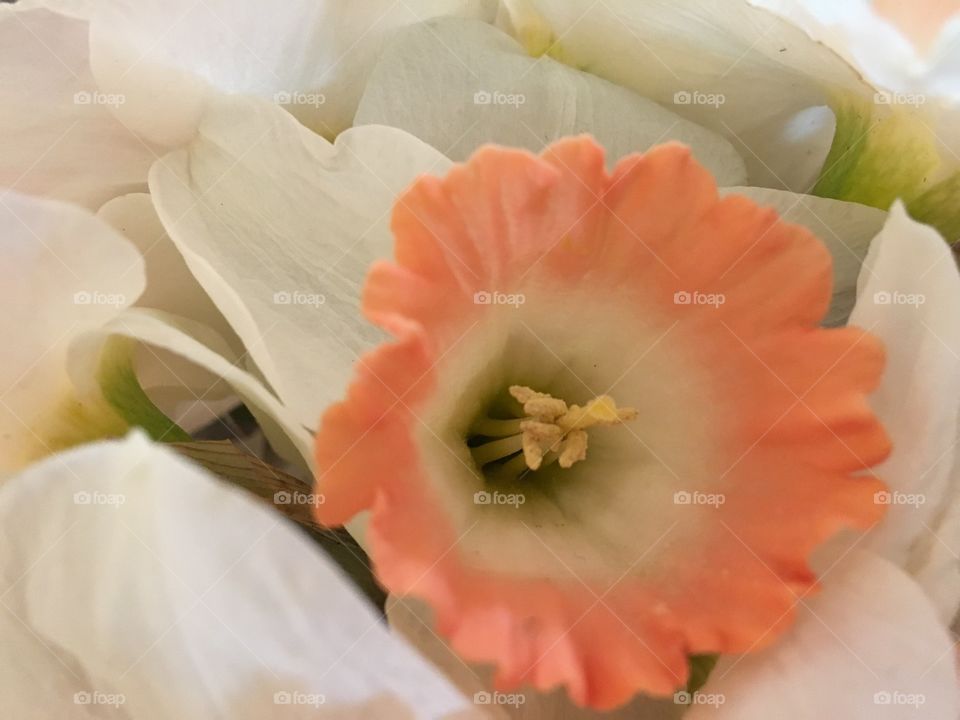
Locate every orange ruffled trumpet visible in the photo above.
<box><xmin>313</xmin><ymin>136</ymin><xmax>891</xmax><ymax>709</ymax></box>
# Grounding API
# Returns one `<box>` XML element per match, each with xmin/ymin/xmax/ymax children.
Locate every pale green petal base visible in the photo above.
<box><xmin>96</xmin><ymin>336</ymin><xmax>190</xmax><ymax>443</ymax></box>
<box><xmin>813</xmin><ymin>94</ymin><xmax>960</xmax><ymax>241</ymax></box>
<box><xmin>32</xmin><ymin>337</ymin><xmax>189</xmax><ymax>464</ymax></box>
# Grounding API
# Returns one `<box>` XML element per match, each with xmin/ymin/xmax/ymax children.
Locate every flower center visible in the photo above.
<box><xmin>468</xmin><ymin>385</ymin><xmax>637</xmax><ymax>480</ymax></box>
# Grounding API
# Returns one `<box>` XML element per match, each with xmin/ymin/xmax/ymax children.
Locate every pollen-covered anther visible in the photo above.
<box><xmin>507</xmin><ymin>385</ymin><xmax>637</xmax><ymax>471</ymax></box>
<box><xmin>518</xmin><ymin>420</ymin><xmax>563</xmax><ymax>470</ymax></box>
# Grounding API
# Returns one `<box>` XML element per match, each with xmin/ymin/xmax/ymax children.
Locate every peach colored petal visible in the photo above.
<box><xmin>314</xmin><ymin>137</ymin><xmax>890</xmax><ymax>709</ymax></box>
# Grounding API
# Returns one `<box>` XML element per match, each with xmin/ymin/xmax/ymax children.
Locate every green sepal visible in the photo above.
<box><xmin>813</xmin><ymin>94</ymin><xmax>960</xmax><ymax>242</ymax></box>
<box><xmin>97</xmin><ymin>337</ymin><xmax>190</xmax><ymax>442</ymax></box>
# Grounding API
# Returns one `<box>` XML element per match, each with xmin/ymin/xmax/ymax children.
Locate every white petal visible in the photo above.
<box><xmin>751</xmin><ymin>0</ymin><xmax>960</xmax><ymax>102</ymax></box>
<box><xmin>723</xmin><ymin>188</ymin><xmax>887</xmax><ymax>326</ymax></box>
<box><xmin>98</xmin><ymin>193</ymin><xmax>235</xmax><ymax>347</ymax></box>
<box><xmin>149</xmin><ymin>97</ymin><xmax>452</xmax><ymax>431</ymax></box>
<box><xmin>0</xmin><ymin>9</ymin><xmax>155</xmax><ymax>209</ymax></box>
<box><xmin>496</xmin><ymin>0</ymin><xmax>868</xmax><ymax>189</ymax></box>
<box><xmin>356</xmin><ymin>18</ymin><xmax>746</xmax><ymax>184</ymax></box>
<box><xmin>0</xmin><ymin>189</ymin><xmax>144</xmax><ymax>474</ymax></box>
<box><xmin>36</xmin><ymin>0</ymin><xmax>497</xmax><ymax>146</ymax></box>
<box><xmin>729</xmin><ymin>105</ymin><xmax>835</xmax><ymax>192</ymax></box>
<box><xmin>71</xmin><ymin>308</ymin><xmax>314</xmax><ymax>468</ymax></box>
<box><xmin>0</xmin><ymin>433</ymin><xmax>476</xmax><ymax>719</ymax></box>
<box><xmin>687</xmin><ymin>551</ymin><xmax>959</xmax><ymax>720</ymax></box>
<box><xmin>97</xmin><ymin>192</ymin><xmax>241</xmax><ymax>418</ymax></box>
<box><xmin>848</xmin><ymin>202</ymin><xmax>960</xmax><ymax>622</ymax></box>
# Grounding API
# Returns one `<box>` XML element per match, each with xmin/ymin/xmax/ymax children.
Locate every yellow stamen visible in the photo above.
<box><xmin>469</xmin><ymin>386</ymin><xmax>637</xmax><ymax>474</ymax></box>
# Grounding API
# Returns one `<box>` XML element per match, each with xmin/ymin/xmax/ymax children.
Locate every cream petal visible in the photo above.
<box><xmin>97</xmin><ymin>192</ymin><xmax>241</xmax><ymax>419</ymax></box>
<box><xmin>32</xmin><ymin>0</ymin><xmax>497</xmax><ymax>146</ymax></box>
<box><xmin>0</xmin><ymin>188</ymin><xmax>144</xmax><ymax>475</ymax></box>
<box><xmin>149</xmin><ymin>97</ymin><xmax>452</xmax><ymax>431</ymax></box>
<box><xmin>0</xmin><ymin>433</ymin><xmax>476</xmax><ymax>719</ymax></box>
<box><xmin>722</xmin><ymin>188</ymin><xmax>887</xmax><ymax>326</ymax></box>
<box><xmin>0</xmin><ymin>8</ymin><xmax>155</xmax><ymax>209</ymax></box>
<box><xmin>356</xmin><ymin>18</ymin><xmax>746</xmax><ymax>184</ymax></box>
<box><xmin>97</xmin><ymin>193</ymin><xmax>235</xmax><ymax>345</ymax></box>
<box><xmin>728</xmin><ymin>105</ymin><xmax>836</xmax><ymax>192</ymax></box>
<box><xmin>70</xmin><ymin>308</ymin><xmax>314</xmax><ymax>468</ymax></box>
<box><xmin>686</xmin><ymin>552</ymin><xmax>959</xmax><ymax>719</ymax></box>
<box><xmin>847</xmin><ymin>202</ymin><xmax>960</xmax><ymax>622</ymax></box>
<box><xmin>496</xmin><ymin>0</ymin><xmax>869</xmax><ymax>189</ymax></box>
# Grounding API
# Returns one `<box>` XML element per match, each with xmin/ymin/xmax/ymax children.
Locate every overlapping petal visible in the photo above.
<box><xmin>19</xmin><ymin>0</ymin><xmax>497</xmax><ymax>145</ymax></box>
<box><xmin>0</xmin><ymin>8</ymin><xmax>156</xmax><ymax>209</ymax></box>
<box><xmin>495</xmin><ymin>0</ymin><xmax>869</xmax><ymax>190</ymax></box>
<box><xmin>0</xmin><ymin>432</ymin><xmax>476</xmax><ymax>719</ymax></box>
<box><xmin>0</xmin><ymin>189</ymin><xmax>144</xmax><ymax>474</ymax></box>
<box><xmin>149</xmin><ymin>97</ymin><xmax>452</xmax><ymax>431</ymax></box>
<box><xmin>357</xmin><ymin>17</ymin><xmax>746</xmax><ymax>184</ymax></box>
<box><xmin>847</xmin><ymin>203</ymin><xmax>960</xmax><ymax>622</ymax></box>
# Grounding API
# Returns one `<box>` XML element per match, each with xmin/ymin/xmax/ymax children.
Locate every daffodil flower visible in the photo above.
<box><xmin>5</xmin><ymin>2</ymin><xmax>960</xmax><ymax>715</ymax></box>
<box><xmin>0</xmin><ymin>432</ymin><xmax>479</xmax><ymax>719</ymax></box>
<box><xmin>6</xmin><ymin>150</ymin><xmax>957</xmax><ymax>717</ymax></box>
<box><xmin>306</xmin><ymin>133</ymin><xmax>933</xmax><ymax>710</ymax></box>
<box><xmin>22</xmin><ymin>52</ymin><xmax>957</xmax><ymax>719</ymax></box>
<box><xmin>150</xmin><ymin>120</ymin><xmax>958</xmax><ymax>714</ymax></box>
